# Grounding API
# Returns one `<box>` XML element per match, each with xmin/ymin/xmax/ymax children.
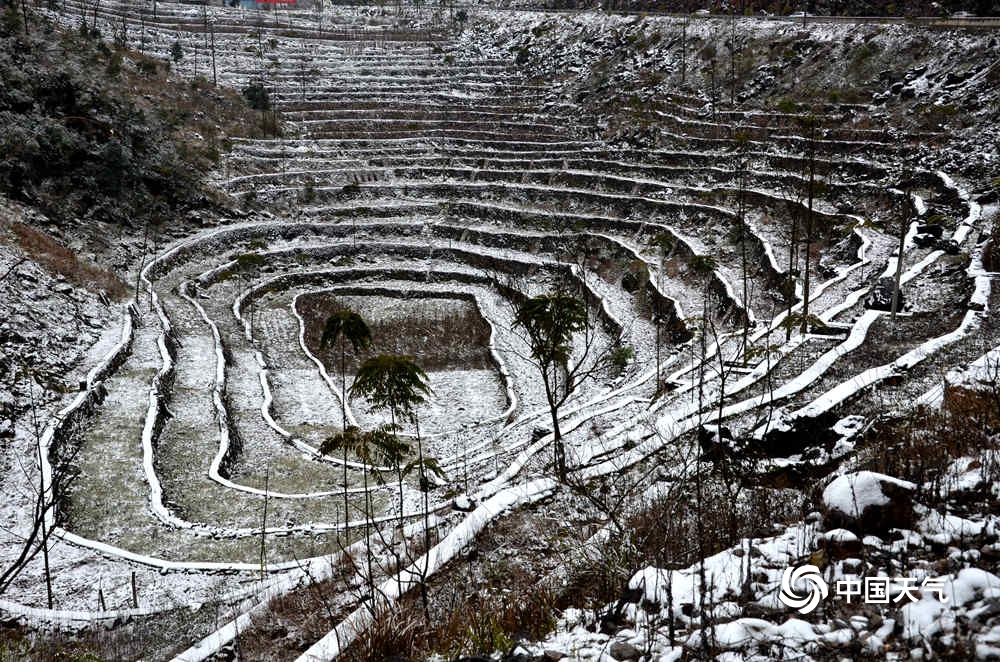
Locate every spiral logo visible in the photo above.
<box><xmin>779</xmin><ymin>565</ymin><xmax>828</xmax><ymax>614</ymax></box>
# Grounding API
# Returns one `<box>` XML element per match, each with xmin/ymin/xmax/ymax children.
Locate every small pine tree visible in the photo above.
<box><xmin>170</xmin><ymin>40</ymin><xmax>183</xmax><ymax>63</ymax></box>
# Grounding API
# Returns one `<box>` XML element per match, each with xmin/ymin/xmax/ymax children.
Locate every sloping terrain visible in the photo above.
<box><xmin>1</xmin><ymin>3</ymin><xmax>999</xmax><ymax>661</ymax></box>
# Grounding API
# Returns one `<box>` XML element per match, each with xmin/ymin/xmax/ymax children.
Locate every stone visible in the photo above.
<box><xmin>937</xmin><ymin>239</ymin><xmax>961</xmax><ymax>255</ymax></box>
<box><xmin>864</xmin><ymin>277</ymin><xmax>904</xmax><ymax>312</ymax></box>
<box><xmin>542</xmin><ymin>651</ymin><xmax>567</xmax><ymax>662</ymax></box>
<box><xmin>945</xmin><ymin>71</ymin><xmax>970</xmax><ymax>87</ymax></box>
<box><xmin>821</xmin><ymin>471</ymin><xmax>916</xmax><ymax>535</ymax></box>
<box><xmin>820</xmin><ymin>528</ymin><xmax>863</xmax><ymax>560</ymax></box>
<box><xmin>917</xmin><ymin>223</ymin><xmax>944</xmax><ymax>238</ymax></box>
<box><xmin>609</xmin><ymin>641</ymin><xmax>641</xmax><ymax>661</ymax></box>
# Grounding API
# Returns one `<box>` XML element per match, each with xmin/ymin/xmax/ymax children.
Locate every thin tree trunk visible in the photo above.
<box><xmin>801</xmin><ymin>122</ymin><xmax>816</xmax><ymax>333</ymax></box>
<box><xmin>891</xmin><ymin>189</ymin><xmax>909</xmax><ymax>325</ymax></box>
<box><xmin>259</xmin><ymin>466</ymin><xmax>269</xmax><ymax>580</ymax></box>
<box><xmin>655</xmin><ymin>300</ymin><xmax>661</xmax><ymax>395</ymax></box>
<box><xmin>416</xmin><ymin>412</ymin><xmax>431</xmax><ymax>623</ymax></box>
<box><xmin>785</xmin><ymin>203</ymin><xmax>798</xmax><ymax>341</ymax></box>
<box><xmin>542</xmin><ymin>368</ymin><xmax>565</xmax><ymax>481</ymax></box>
<box><xmin>737</xmin><ymin>137</ymin><xmax>749</xmax><ymax>360</ymax></box>
<box><xmin>340</xmin><ymin>338</ymin><xmax>350</xmax><ymax>533</ymax></box>
<box><xmin>390</xmin><ymin>408</ymin><xmax>403</xmax><ymax>599</ymax></box>
<box><xmin>210</xmin><ymin>19</ymin><xmax>217</xmax><ymax>86</ymax></box>
<box><xmin>27</xmin><ymin>384</ymin><xmax>54</xmax><ymax>609</ymax></box>
<box><xmin>361</xmin><ymin>440</ymin><xmax>374</xmax><ymax>598</ymax></box>
<box><xmin>696</xmin><ymin>280</ymin><xmax>710</xmax><ymax>656</ymax></box>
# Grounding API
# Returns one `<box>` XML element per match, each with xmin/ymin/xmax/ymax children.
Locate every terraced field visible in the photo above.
<box><xmin>8</xmin><ymin>2</ymin><xmax>998</xmax><ymax>660</ymax></box>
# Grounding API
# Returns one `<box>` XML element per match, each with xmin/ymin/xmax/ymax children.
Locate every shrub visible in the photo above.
<box><xmin>609</xmin><ymin>344</ymin><xmax>634</xmax><ymax>375</ymax></box>
<box><xmin>135</xmin><ymin>55</ymin><xmax>161</xmax><ymax>76</ymax></box>
<box><xmin>776</xmin><ymin>97</ymin><xmax>797</xmax><ymax>113</ymax></box>
<box><xmin>242</xmin><ymin>82</ymin><xmax>271</xmax><ymax>111</ymax></box>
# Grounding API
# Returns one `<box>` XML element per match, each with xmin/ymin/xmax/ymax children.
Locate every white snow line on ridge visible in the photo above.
<box><xmin>784</xmin><ymin>173</ymin><xmax>986</xmax><ymax>422</ymax></box>
<box><xmin>224</xmin><ymin>247</ymin><xmax>617</xmax><ymax>438</ymax></box>
<box><xmin>171</xmin><ymin>512</ymin><xmax>443</xmax><ymax>662</ymax></box>
<box><xmin>38</xmin><ymin>308</ymin><xmax>134</xmax><ymax>532</ymax></box>
<box><xmin>141</xmin><ymin>267</ymin><xmax>431</xmax><ymax>534</ymax></box>
<box><xmin>794</xmin><ymin>308</ymin><xmax>984</xmax><ymax>421</ymax></box>
<box><xmin>290</xmin><ymin>283</ymin><xmax>519</xmax><ymax>452</ymax></box>
<box><xmin>254</xmin><ymin>349</ymin><xmax>401</xmax><ymax>476</ymax></box>
<box><xmin>574</xmin><ymin>219</ymin><xmax>876</xmax><ymax>474</ymax></box>
<box><xmin>290</xmin><ymin>289</ymin><xmax>362</xmax><ymax>428</ymax></box>
<box><xmin>181</xmin><ymin>283</ymin><xmax>366</xmax><ymax>500</ymax></box>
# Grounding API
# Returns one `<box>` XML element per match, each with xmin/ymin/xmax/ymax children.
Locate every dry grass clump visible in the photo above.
<box><xmin>339</xmin><ymin>576</ymin><xmax>559</xmax><ymax>662</ymax></box>
<box><xmin>861</xmin><ymin>386</ymin><xmax>1000</xmax><ymax>509</ymax></box>
<box><xmin>297</xmin><ymin>293</ymin><xmax>494</xmax><ymax>372</ymax></box>
<box><xmin>0</xmin><ymin>605</ymin><xmax>219</xmax><ymax>661</ymax></box>
<box><xmin>11</xmin><ymin>221</ymin><xmax>127</xmax><ymax>299</ymax></box>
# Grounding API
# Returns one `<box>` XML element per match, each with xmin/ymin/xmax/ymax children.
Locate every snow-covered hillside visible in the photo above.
<box><xmin>0</xmin><ymin>2</ymin><xmax>998</xmax><ymax>660</ymax></box>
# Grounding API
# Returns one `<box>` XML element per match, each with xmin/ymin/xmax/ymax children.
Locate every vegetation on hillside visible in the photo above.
<box><xmin>0</xmin><ymin>6</ymin><xmax>258</xmax><ymax>234</ymax></box>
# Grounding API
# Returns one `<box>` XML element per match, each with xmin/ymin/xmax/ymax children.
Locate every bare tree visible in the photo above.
<box><xmin>798</xmin><ymin>114</ymin><xmax>821</xmax><ymax>333</ymax></box>
<box><xmin>510</xmin><ymin>290</ymin><xmax>622</xmax><ymax>481</ymax></box>
<box><xmin>0</xmin><ymin>367</ymin><xmax>81</xmax><ymax>607</ymax></box>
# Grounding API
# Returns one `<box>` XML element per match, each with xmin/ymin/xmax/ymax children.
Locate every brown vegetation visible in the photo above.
<box><xmin>298</xmin><ymin>293</ymin><xmax>495</xmax><ymax>372</ymax></box>
<box><xmin>9</xmin><ymin>222</ymin><xmax>127</xmax><ymax>299</ymax></box>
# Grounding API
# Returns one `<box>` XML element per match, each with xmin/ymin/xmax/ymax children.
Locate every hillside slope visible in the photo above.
<box><xmin>1</xmin><ymin>3</ymin><xmax>999</xmax><ymax>661</ymax></box>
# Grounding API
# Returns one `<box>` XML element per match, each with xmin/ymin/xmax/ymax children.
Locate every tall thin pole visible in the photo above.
<box><xmin>28</xmin><ymin>381</ymin><xmax>53</xmax><ymax>609</ymax></box>
<box><xmin>259</xmin><ymin>465</ymin><xmax>269</xmax><ymax>580</ymax></box>
<box><xmin>210</xmin><ymin>18</ymin><xmax>217</xmax><ymax>86</ymax></box>
<box><xmin>891</xmin><ymin>186</ymin><xmax>909</xmax><ymax>326</ymax></box>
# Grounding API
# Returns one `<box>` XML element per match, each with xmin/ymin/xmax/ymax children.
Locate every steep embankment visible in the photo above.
<box><xmin>0</xmin><ymin>11</ymin><xmax>256</xmax><ymax>433</ymax></box>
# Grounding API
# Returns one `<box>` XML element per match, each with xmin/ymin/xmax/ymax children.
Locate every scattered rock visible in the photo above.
<box><xmin>937</xmin><ymin>238</ymin><xmax>961</xmax><ymax>255</ymax></box>
<box><xmin>609</xmin><ymin>641</ymin><xmax>641</xmax><ymax>661</ymax></box>
<box><xmin>531</xmin><ymin>427</ymin><xmax>551</xmax><ymax>441</ymax></box>
<box><xmin>822</xmin><ymin>471</ymin><xmax>916</xmax><ymax>535</ymax></box>
<box><xmin>820</xmin><ymin>528</ymin><xmax>863</xmax><ymax>559</ymax></box>
<box><xmin>917</xmin><ymin>223</ymin><xmax>944</xmax><ymax>238</ymax></box>
<box><xmin>864</xmin><ymin>277</ymin><xmax>904</xmax><ymax>312</ymax></box>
